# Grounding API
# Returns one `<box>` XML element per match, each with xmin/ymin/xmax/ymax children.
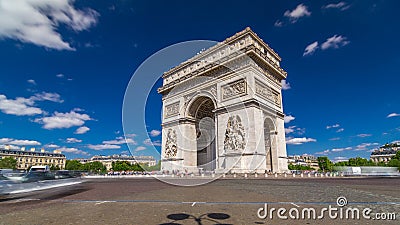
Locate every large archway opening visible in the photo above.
<box><xmin>264</xmin><ymin>118</ymin><xmax>275</xmax><ymax>173</ymax></box>
<box><xmin>188</xmin><ymin>96</ymin><xmax>216</xmax><ymax>172</ymax></box>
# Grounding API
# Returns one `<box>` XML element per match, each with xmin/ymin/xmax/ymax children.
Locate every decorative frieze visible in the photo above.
<box><xmin>164</xmin><ymin>129</ymin><xmax>177</xmax><ymax>158</ymax></box>
<box><xmin>255</xmin><ymin>80</ymin><xmax>281</xmax><ymax>107</ymax></box>
<box><xmin>164</xmin><ymin>102</ymin><xmax>180</xmax><ymax>118</ymax></box>
<box><xmin>222</xmin><ymin>79</ymin><xmax>247</xmax><ymax>100</ymax></box>
<box><xmin>223</xmin><ymin>115</ymin><xmax>246</xmax><ymax>152</ymax></box>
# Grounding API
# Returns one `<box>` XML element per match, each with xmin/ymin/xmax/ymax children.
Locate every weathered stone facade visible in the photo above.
<box><xmin>158</xmin><ymin>27</ymin><xmax>289</xmax><ymax>173</ymax></box>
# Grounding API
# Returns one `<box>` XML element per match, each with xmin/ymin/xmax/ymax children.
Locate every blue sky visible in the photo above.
<box><xmin>0</xmin><ymin>0</ymin><xmax>399</xmax><ymax>162</ymax></box>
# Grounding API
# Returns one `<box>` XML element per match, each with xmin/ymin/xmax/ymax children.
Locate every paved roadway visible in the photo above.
<box><xmin>0</xmin><ymin>177</ymin><xmax>399</xmax><ymax>224</ymax></box>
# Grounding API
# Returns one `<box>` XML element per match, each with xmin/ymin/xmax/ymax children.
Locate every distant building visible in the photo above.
<box><xmin>0</xmin><ymin>146</ymin><xmax>66</xmax><ymax>170</ymax></box>
<box><xmin>287</xmin><ymin>154</ymin><xmax>319</xmax><ymax>170</ymax></box>
<box><xmin>87</xmin><ymin>155</ymin><xmax>157</xmax><ymax>171</ymax></box>
<box><xmin>370</xmin><ymin>143</ymin><xmax>399</xmax><ymax>163</ymax></box>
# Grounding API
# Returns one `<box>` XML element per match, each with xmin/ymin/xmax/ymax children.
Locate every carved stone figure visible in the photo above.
<box><xmin>165</xmin><ymin>129</ymin><xmax>177</xmax><ymax>158</ymax></box>
<box><xmin>223</xmin><ymin>115</ymin><xmax>246</xmax><ymax>152</ymax></box>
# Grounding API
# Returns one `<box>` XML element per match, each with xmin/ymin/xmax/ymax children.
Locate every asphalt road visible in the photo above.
<box><xmin>0</xmin><ymin>177</ymin><xmax>399</xmax><ymax>224</ymax></box>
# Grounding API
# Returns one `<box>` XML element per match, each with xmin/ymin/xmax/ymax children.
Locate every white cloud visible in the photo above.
<box><xmin>102</xmin><ymin>136</ymin><xmax>137</xmax><ymax>145</ymax></box>
<box><xmin>135</xmin><ymin>146</ymin><xmax>146</xmax><ymax>151</ymax></box>
<box><xmin>9</xmin><ymin>139</ymin><xmax>41</xmax><ymax>146</ymax></box>
<box><xmin>356</xmin><ymin>133</ymin><xmax>372</xmax><ymax>138</ymax></box>
<box><xmin>316</xmin><ymin>150</ymin><xmax>330</xmax><ymax>155</ymax></box>
<box><xmin>274</xmin><ymin>20</ymin><xmax>283</xmax><ymax>27</ymax></box>
<box><xmin>44</xmin><ymin>144</ymin><xmax>59</xmax><ymax>148</ymax></box>
<box><xmin>387</xmin><ymin>113</ymin><xmax>400</xmax><ymax>118</ymax></box>
<box><xmin>125</xmin><ymin>133</ymin><xmax>137</xmax><ymax>138</ymax></box>
<box><xmin>321</xmin><ymin>35</ymin><xmax>349</xmax><ymax>50</ymax></box>
<box><xmin>333</xmin><ymin>156</ymin><xmax>348</xmax><ymax>162</ymax></box>
<box><xmin>326</xmin><ymin>124</ymin><xmax>340</xmax><ymax>129</ymax></box>
<box><xmin>285</xmin><ymin>126</ymin><xmax>296</xmax><ymax>134</ymax></box>
<box><xmin>329</xmin><ymin>137</ymin><xmax>340</xmax><ymax>141</ymax></box>
<box><xmin>0</xmin><ymin>138</ymin><xmax>41</xmax><ymax>146</ymax></box>
<box><xmin>75</xmin><ymin>126</ymin><xmax>90</xmax><ymax>134</ymax></box>
<box><xmin>27</xmin><ymin>79</ymin><xmax>36</xmax><ymax>85</ymax></box>
<box><xmin>0</xmin><ymin>0</ymin><xmax>99</xmax><ymax>50</ymax></box>
<box><xmin>286</xmin><ymin>137</ymin><xmax>316</xmax><ymax>145</ymax></box>
<box><xmin>58</xmin><ymin>147</ymin><xmax>88</xmax><ymax>155</ymax></box>
<box><xmin>323</xmin><ymin>2</ymin><xmax>350</xmax><ymax>11</ymax></box>
<box><xmin>150</xmin><ymin>130</ymin><xmax>161</xmax><ymax>137</ymax></box>
<box><xmin>284</xmin><ymin>4</ymin><xmax>311</xmax><ymax>23</ymax></box>
<box><xmin>0</xmin><ymin>94</ymin><xmax>42</xmax><ymax>115</ymax></box>
<box><xmin>0</xmin><ymin>138</ymin><xmax>13</xmax><ymax>144</ymax></box>
<box><xmin>66</xmin><ymin>137</ymin><xmax>82</xmax><ymax>143</ymax></box>
<box><xmin>336</xmin><ymin>128</ymin><xmax>344</xmax><ymax>133</ymax></box>
<box><xmin>0</xmin><ymin>144</ymin><xmax>19</xmax><ymax>150</ymax></box>
<box><xmin>87</xmin><ymin>144</ymin><xmax>120</xmax><ymax>150</ymax></box>
<box><xmin>354</xmin><ymin>142</ymin><xmax>379</xmax><ymax>151</ymax></box>
<box><xmin>56</xmin><ymin>73</ymin><xmax>64</xmax><ymax>78</ymax></box>
<box><xmin>303</xmin><ymin>41</ymin><xmax>318</xmax><ymax>56</ymax></box>
<box><xmin>284</xmin><ymin>115</ymin><xmax>295</xmax><ymax>123</ymax></box>
<box><xmin>281</xmin><ymin>80</ymin><xmax>291</xmax><ymax>90</ymax></box>
<box><xmin>143</xmin><ymin>138</ymin><xmax>162</xmax><ymax>147</ymax></box>
<box><xmin>331</xmin><ymin>147</ymin><xmax>352</xmax><ymax>152</ymax></box>
<box><xmin>31</xmin><ymin>92</ymin><xmax>63</xmax><ymax>103</ymax></box>
<box><xmin>34</xmin><ymin>109</ymin><xmax>92</xmax><ymax>129</ymax></box>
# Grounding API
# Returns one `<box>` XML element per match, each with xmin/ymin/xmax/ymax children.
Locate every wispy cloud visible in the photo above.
<box><xmin>286</xmin><ymin>137</ymin><xmax>316</xmax><ymax>145</ymax></box>
<box><xmin>143</xmin><ymin>138</ymin><xmax>161</xmax><ymax>147</ymax></box>
<box><xmin>316</xmin><ymin>150</ymin><xmax>330</xmax><ymax>155</ymax></box>
<box><xmin>354</xmin><ymin>142</ymin><xmax>379</xmax><ymax>151</ymax></box>
<box><xmin>303</xmin><ymin>41</ymin><xmax>318</xmax><ymax>56</ymax></box>
<box><xmin>333</xmin><ymin>156</ymin><xmax>348</xmax><ymax>162</ymax></box>
<box><xmin>135</xmin><ymin>146</ymin><xmax>146</xmax><ymax>152</ymax></box>
<box><xmin>387</xmin><ymin>113</ymin><xmax>400</xmax><ymax>118</ymax></box>
<box><xmin>31</xmin><ymin>92</ymin><xmax>63</xmax><ymax>103</ymax></box>
<box><xmin>336</xmin><ymin>128</ymin><xmax>344</xmax><ymax>133</ymax></box>
<box><xmin>323</xmin><ymin>2</ymin><xmax>350</xmax><ymax>11</ymax></box>
<box><xmin>329</xmin><ymin>137</ymin><xmax>340</xmax><ymax>141</ymax></box>
<box><xmin>0</xmin><ymin>0</ymin><xmax>99</xmax><ymax>50</ymax></box>
<box><xmin>331</xmin><ymin>147</ymin><xmax>352</xmax><ymax>152</ymax></box>
<box><xmin>326</xmin><ymin>124</ymin><xmax>340</xmax><ymax>129</ymax></box>
<box><xmin>44</xmin><ymin>144</ymin><xmax>59</xmax><ymax>148</ymax></box>
<box><xmin>58</xmin><ymin>147</ymin><xmax>89</xmax><ymax>155</ymax></box>
<box><xmin>102</xmin><ymin>136</ymin><xmax>137</xmax><ymax>145</ymax></box>
<box><xmin>66</xmin><ymin>138</ymin><xmax>82</xmax><ymax>143</ymax></box>
<box><xmin>321</xmin><ymin>35</ymin><xmax>350</xmax><ymax>50</ymax></box>
<box><xmin>87</xmin><ymin>144</ymin><xmax>120</xmax><ymax>150</ymax></box>
<box><xmin>303</xmin><ymin>35</ymin><xmax>349</xmax><ymax>56</ymax></box>
<box><xmin>356</xmin><ymin>133</ymin><xmax>372</xmax><ymax>138</ymax></box>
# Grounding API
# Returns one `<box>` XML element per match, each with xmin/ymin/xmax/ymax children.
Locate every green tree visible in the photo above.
<box><xmin>83</xmin><ymin>161</ymin><xmax>106</xmax><ymax>174</ymax></box>
<box><xmin>65</xmin><ymin>160</ymin><xmax>83</xmax><ymax>171</ymax></box>
<box><xmin>317</xmin><ymin>157</ymin><xmax>333</xmax><ymax>172</ymax></box>
<box><xmin>392</xmin><ymin>151</ymin><xmax>400</xmax><ymax>161</ymax></box>
<box><xmin>50</xmin><ymin>164</ymin><xmax>61</xmax><ymax>171</ymax></box>
<box><xmin>288</xmin><ymin>164</ymin><xmax>314</xmax><ymax>171</ymax></box>
<box><xmin>0</xmin><ymin>157</ymin><xmax>17</xmax><ymax>169</ymax></box>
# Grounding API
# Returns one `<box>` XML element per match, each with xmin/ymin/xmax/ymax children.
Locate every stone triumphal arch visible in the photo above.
<box><xmin>158</xmin><ymin>28</ymin><xmax>289</xmax><ymax>174</ymax></box>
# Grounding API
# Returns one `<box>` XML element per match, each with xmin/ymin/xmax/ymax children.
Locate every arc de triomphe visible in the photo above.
<box><xmin>158</xmin><ymin>27</ymin><xmax>289</xmax><ymax>174</ymax></box>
